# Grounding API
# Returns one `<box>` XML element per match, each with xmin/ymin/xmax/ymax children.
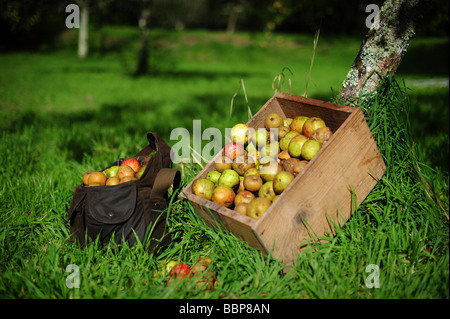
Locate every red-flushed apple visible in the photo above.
<box><xmin>224</xmin><ymin>142</ymin><xmax>245</xmax><ymax>160</ymax></box>
<box><xmin>302</xmin><ymin>117</ymin><xmax>326</xmax><ymax>138</ymax></box>
<box><xmin>121</xmin><ymin>158</ymin><xmax>141</xmax><ymax>173</ymax></box>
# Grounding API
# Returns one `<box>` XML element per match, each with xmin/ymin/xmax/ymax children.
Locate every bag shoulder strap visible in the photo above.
<box><xmin>150</xmin><ymin>168</ymin><xmax>181</xmax><ymax>199</ymax></box>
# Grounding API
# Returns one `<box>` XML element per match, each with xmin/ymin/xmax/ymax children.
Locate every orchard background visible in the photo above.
<box><xmin>0</xmin><ymin>0</ymin><xmax>448</xmax><ymax>300</ymax></box>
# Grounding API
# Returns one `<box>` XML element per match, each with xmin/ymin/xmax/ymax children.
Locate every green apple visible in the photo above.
<box><xmin>218</xmin><ymin>169</ymin><xmax>240</xmax><ymax>189</ymax></box>
<box><xmin>288</xmin><ymin>134</ymin><xmax>309</xmax><ymax>158</ymax></box>
<box><xmin>301</xmin><ymin>139</ymin><xmax>321</xmax><ymax>160</ymax></box>
<box><xmin>192</xmin><ymin>178</ymin><xmax>215</xmax><ymax>200</ymax></box>
<box><xmin>273</xmin><ymin>171</ymin><xmax>294</xmax><ymax>194</ymax></box>
<box><xmin>103</xmin><ymin>166</ymin><xmax>120</xmax><ymax>178</ymax></box>
<box><xmin>206</xmin><ymin>170</ymin><xmax>221</xmax><ymax>186</ymax></box>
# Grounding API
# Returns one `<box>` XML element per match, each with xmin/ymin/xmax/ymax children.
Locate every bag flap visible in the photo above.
<box><xmin>85</xmin><ymin>182</ymin><xmax>137</xmax><ymax>224</ymax></box>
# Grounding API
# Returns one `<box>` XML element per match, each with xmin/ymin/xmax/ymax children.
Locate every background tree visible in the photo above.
<box><xmin>77</xmin><ymin>0</ymin><xmax>89</xmax><ymax>60</ymax></box>
<box><xmin>135</xmin><ymin>0</ymin><xmax>150</xmax><ymax>76</ymax></box>
<box><xmin>339</xmin><ymin>0</ymin><xmax>425</xmax><ymax>103</ymax></box>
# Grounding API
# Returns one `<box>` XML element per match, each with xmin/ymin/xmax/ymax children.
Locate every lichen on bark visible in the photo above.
<box><xmin>339</xmin><ymin>0</ymin><xmax>421</xmax><ymax>104</ymax></box>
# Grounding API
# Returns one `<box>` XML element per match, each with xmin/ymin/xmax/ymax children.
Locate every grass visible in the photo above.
<box><xmin>0</xmin><ymin>27</ymin><xmax>448</xmax><ymax>300</ymax></box>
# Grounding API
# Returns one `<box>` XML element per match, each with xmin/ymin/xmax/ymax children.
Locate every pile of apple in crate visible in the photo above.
<box><xmin>192</xmin><ymin>113</ymin><xmax>332</xmax><ymax>220</ymax></box>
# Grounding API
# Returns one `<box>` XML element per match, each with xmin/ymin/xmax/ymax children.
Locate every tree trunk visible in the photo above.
<box><xmin>135</xmin><ymin>6</ymin><xmax>150</xmax><ymax>76</ymax></box>
<box><xmin>339</xmin><ymin>0</ymin><xmax>422</xmax><ymax>103</ymax></box>
<box><xmin>227</xmin><ymin>4</ymin><xmax>242</xmax><ymax>34</ymax></box>
<box><xmin>78</xmin><ymin>1</ymin><xmax>89</xmax><ymax>60</ymax></box>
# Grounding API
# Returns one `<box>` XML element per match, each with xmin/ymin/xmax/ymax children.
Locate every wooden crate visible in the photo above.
<box><xmin>180</xmin><ymin>92</ymin><xmax>386</xmax><ymax>266</ymax></box>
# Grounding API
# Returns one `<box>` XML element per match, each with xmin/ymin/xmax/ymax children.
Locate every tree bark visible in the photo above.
<box><xmin>339</xmin><ymin>0</ymin><xmax>422</xmax><ymax>103</ymax></box>
<box><xmin>78</xmin><ymin>1</ymin><xmax>89</xmax><ymax>60</ymax></box>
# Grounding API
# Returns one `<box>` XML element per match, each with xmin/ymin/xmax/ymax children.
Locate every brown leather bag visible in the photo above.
<box><xmin>67</xmin><ymin>132</ymin><xmax>180</xmax><ymax>253</ymax></box>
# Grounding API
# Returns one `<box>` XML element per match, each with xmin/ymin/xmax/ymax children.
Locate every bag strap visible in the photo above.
<box><xmin>150</xmin><ymin>168</ymin><xmax>181</xmax><ymax>199</ymax></box>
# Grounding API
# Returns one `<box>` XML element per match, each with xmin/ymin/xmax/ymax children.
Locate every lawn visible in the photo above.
<box><xmin>0</xmin><ymin>27</ymin><xmax>448</xmax><ymax>301</ymax></box>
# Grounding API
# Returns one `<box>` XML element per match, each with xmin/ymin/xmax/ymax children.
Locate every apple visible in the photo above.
<box><xmin>312</xmin><ymin>126</ymin><xmax>333</xmax><ymax>144</ymax></box>
<box><xmin>106</xmin><ymin>176</ymin><xmax>120</xmax><ymax>186</ymax></box>
<box><xmin>278</xmin><ymin>149</ymin><xmax>291</xmax><ymax>163</ymax></box>
<box><xmin>119</xmin><ymin>175</ymin><xmax>137</xmax><ymax>184</ymax></box>
<box><xmin>276</xmin><ymin>125</ymin><xmax>291</xmax><ymax>140</ymax></box>
<box><xmin>246</xmin><ymin>197</ymin><xmax>272</xmax><ymax>220</ymax></box>
<box><xmin>215</xmin><ymin>155</ymin><xmax>233</xmax><ymax>173</ymax></box>
<box><xmin>206</xmin><ymin>170</ymin><xmax>221</xmax><ymax>186</ymax></box>
<box><xmin>283</xmin><ymin>118</ymin><xmax>293</xmax><ymax>127</ymax></box>
<box><xmin>273</xmin><ymin>171</ymin><xmax>294</xmax><ymax>194</ymax></box>
<box><xmin>165</xmin><ymin>260</ymin><xmax>178</xmax><ymax>273</ymax></box>
<box><xmin>86</xmin><ymin>171</ymin><xmax>107</xmax><ymax>186</ymax></box>
<box><xmin>218</xmin><ymin>169</ymin><xmax>240</xmax><ymax>189</ymax></box>
<box><xmin>259</xmin><ymin>158</ymin><xmax>282</xmax><ymax>182</ymax></box>
<box><xmin>232</xmin><ymin>155</ymin><xmax>256</xmax><ymax>176</ymax></box>
<box><xmin>279</xmin><ymin>130</ymin><xmax>300</xmax><ymax>151</ymax></box>
<box><xmin>169</xmin><ymin>263</ymin><xmax>192</xmax><ymax>279</ymax></box>
<box><xmin>288</xmin><ymin>134</ymin><xmax>309</xmax><ymax>158</ymax></box>
<box><xmin>82</xmin><ymin>171</ymin><xmax>95</xmax><ymax>185</ymax></box>
<box><xmin>212</xmin><ymin>186</ymin><xmax>235</xmax><ymax>207</ymax></box>
<box><xmin>224</xmin><ymin>142</ymin><xmax>245</xmax><ymax>160</ymax></box>
<box><xmin>282</xmin><ymin>158</ymin><xmax>301</xmax><ymax>174</ymax></box>
<box><xmin>121</xmin><ymin>158</ymin><xmax>141</xmax><ymax>173</ymax></box>
<box><xmin>117</xmin><ymin>165</ymin><xmax>135</xmax><ymax>179</ymax></box>
<box><xmin>103</xmin><ymin>166</ymin><xmax>120</xmax><ymax>178</ymax></box>
<box><xmin>302</xmin><ymin>117</ymin><xmax>326</xmax><ymax>138</ymax></box>
<box><xmin>292</xmin><ymin>160</ymin><xmax>309</xmax><ymax>175</ymax></box>
<box><xmin>301</xmin><ymin>139</ymin><xmax>321</xmax><ymax>160</ymax></box>
<box><xmin>192</xmin><ymin>178</ymin><xmax>215</xmax><ymax>200</ymax></box>
<box><xmin>251</xmin><ymin>128</ymin><xmax>269</xmax><ymax>148</ymax></box>
<box><xmin>244</xmin><ymin>167</ymin><xmax>260</xmax><ymax>177</ymax></box>
<box><xmin>246</xmin><ymin>142</ymin><xmax>257</xmax><ymax>153</ymax></box>
<box><xmin>243</xmin><ymin>174</ymin><xmax>263</xmax><ymax>192</ymax></box>
<box><xmin>290</xmin><ymin>116</ymin><xmax>309</xmax><ymax>133</ymax></box>
<box><xmin>234</xmin><ymin>190</ymin><xmax>255</xmax><ymax>206</ymax></box>
<box><xmin>234</xmin><ymin>203</ymin><xmax>249</xmax><ymax>215</ymax></box>
<box><xmin>260</xmin><ymin>141</ymin><xmax>280</xmax><ymax>159</ymax></box>
<box><xmin>265</xmin><ymin>112</ymin><xmax>284</xmax><ymax>130</ymax></box>
<box><xmin>258</xmin><ymin>181</ymin><xmax>276</xmax><ymax>201</ymax></box>
<box><xmin>231</xmin><ymin>123</ymin><xmax>252</xmax><ymax>145</ymax></box>
<box><xmin>136</xmin><ymin>165</ymin><xmax>146</xmax><ymax>179</ymax></box>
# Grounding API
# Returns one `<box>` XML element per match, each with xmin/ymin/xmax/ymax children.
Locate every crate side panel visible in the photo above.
<box><xmin>255</xmin><ymin>108</ymin><xmax>385</xmax><ymax>265</ymax></box>
<box><xmin>184</xmin><ymin>193</ymin><xmax>267</xmax><ymax>252</ymax></box>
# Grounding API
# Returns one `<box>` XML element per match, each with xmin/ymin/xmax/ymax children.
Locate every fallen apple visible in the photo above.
<box><xmin>224</xmin><ymin>142</ymin><xmax>245</xmax><ymax>160</ymax></box>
